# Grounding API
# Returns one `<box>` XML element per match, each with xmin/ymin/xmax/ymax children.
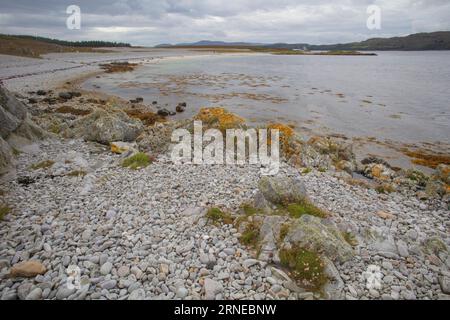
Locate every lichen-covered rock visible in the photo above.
<box><xmin>110</xmin><ymin>141</ymin><xmax>138</xmax><ymax>155</ymax></box>
<box><xmin>137</xmin><ymin>120</ymin><xmax>190</xmax><ymax>155</ymax></box>
<box><xmin>0</xmin><ymin>86</ymin><xmax>45</xmax><ymax>174</ymax></box>
<box><xmin>364</xmin><ymin>163</ymin><xmax>395</xmax><ymax>181</ymax></box>
<box><xmin>258</xmin><ymin>175</ymin><xmax>308</xmax><ymax>205</ymax></box>
<box><xmin>70</xmin><ymin>109</ymin><xmax>143</xmax><ymax>145</ymax></box>
<box><xmin>283</xmin><ymin>215</ymin><xmax>354</xmax><ymax>263</ymax></box>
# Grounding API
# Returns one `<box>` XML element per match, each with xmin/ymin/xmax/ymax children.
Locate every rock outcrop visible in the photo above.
<box><xmin>69</xmin><ymin>108</ymin><xmax>143</xmax><ymax>145</ymax></box>
<box><xmin>0</xmin><ymin>86</ymin><xmax>45</xmax><ymax>175</ymax></box>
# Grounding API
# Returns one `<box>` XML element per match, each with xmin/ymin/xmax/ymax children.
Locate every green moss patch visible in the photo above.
<box><xmin>121</xmin><ymin>152</ymin><xmax>153</xmax><ymax>170</ymax></box>
<box><xmin>301</xmin><ymin>168</ymin><xmax>312</xmax><ymax>175</ymax></box>
<box><xmin>206</xmin><ymin>207</ymin><xmax>233</xmax><ymax>225</ymax></box>
<box><xmin>286</xmin><ymin>201</ymin><xmax>327</xmax><ymax>219</ymax></box>
<box><xmin>0</xmin><ymin>205</ymin><xmax>11</xmax><ymax>220</ymax></box>
<box><xmin>279</xmin><ymin>246</ymin><xmax>327</xmax><ymax>292</ymax></box>
<box><xmin>66</xmin><ymin>170</ymin><xmax>87</xmax><ymax>177</ymax></box>
<box><xmin>31</xmin><ymin>160</ymin><xmax>55</xmax><ymax>170</ymax></box>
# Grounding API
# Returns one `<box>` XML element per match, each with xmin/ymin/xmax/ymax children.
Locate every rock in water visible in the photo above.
<box><xmin>70</xmin><ymin>109</ymin><xmax>143</xmax><ymax>145</ymax></box>
<box><xmin>10</xmin><ymin>260</ymin><xmax>47</xmax><ymax>278</ymax></box>
<box><xmin>258</xmin><ymin>175</ymin><xmax>308</xmax><ymax>205</ymax></box>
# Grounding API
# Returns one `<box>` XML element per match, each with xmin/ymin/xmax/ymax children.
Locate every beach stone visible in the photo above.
<box><xmin>25</xmin><ymin>288</ymin><xmax>43</xmax><ymax>300</ymax></box>
<box><xmin>117</xmin><ymin>266</ymin><xmax>130</xmax><ymax>277</ymax></box>
<box><xmin>101</xmin><ymin>280</ymin><xmax>117</xmax><ymax>290</ymax></box>
<box><xmin>176</xmin><ymin>287</ymin><xmax>189</xmax><ymax>299</ymax></box>
<box><xmin>100</xmin><ymin>262</ymin><xmax>113</xmax><ymax>275</ymax></box>
<box><xmin>128</xmin><ymin>288</ymin><xmax>146</xmax><ymax>300</ymax></box>
<box><xmin>56</xmin><ymin>287</ymin><xmax>75</xmax><ymax>300</ymax></box>
<box><xmin>204</xmin><ymin>278</ymin><xmax>223</xmax><ymax>300</ymax></box>
<box><xmin>10</xmin><ymin>260</ymin><xmax>46</xmax><ymax>278</ymax></box>
<box><xmin>439</xmin><ymin>276</ymin><xmax>450</xmax><ymax>294</ymax></box>
<box><xmin>258</xmin><ymin>175</ymin><xmax>308</xmax><ymax>205</ymax></box>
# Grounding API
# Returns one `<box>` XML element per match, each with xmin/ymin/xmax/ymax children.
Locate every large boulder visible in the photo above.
<box><xmin>283</xmin><ymin>215</ymin><xmax>354</xmax><ymax>263</ymax></box>
<box><xmin>0</xmin><ymin>86</ymin><xmax>45</xmax><ymax>174</ymax></box>
<box><xmin>70</xmin><ymin>109</ymin><xmax>143</xmax><ymax>145</ymax></box>
<box><xmin>258</xmin><ymin>175</ymin><xmax>308</xmax><ymax>206</ymax></box>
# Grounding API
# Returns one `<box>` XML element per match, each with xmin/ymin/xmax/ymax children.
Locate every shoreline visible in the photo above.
<box><xmin>1</xmin><ymin>50</ymin><xmax>449</xmax><ymax>174</ymax></box>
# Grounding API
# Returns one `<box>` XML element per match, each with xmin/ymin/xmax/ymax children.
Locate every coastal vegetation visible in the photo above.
<box><xmin>121</xmin><ymin>152</ymin><xmax>153</xmax><ymax>170</ymax></box>
<box><xmin>0</xmin><ymin>34</ymin><xmax>112</xmax><ymax>58</ymax></box>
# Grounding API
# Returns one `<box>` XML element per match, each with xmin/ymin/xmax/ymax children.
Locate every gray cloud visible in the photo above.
<box><xmin>0</xmin><ymin>0</ymin><xmax>449</xmax><ymax>45</ymax></box>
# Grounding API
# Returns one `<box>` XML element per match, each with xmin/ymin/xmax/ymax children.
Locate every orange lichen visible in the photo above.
<box><xmin>195</xmin><ymin>107</ymin><xmax>245</xmax><ymax>131</ymax></box>
<box><xmin>266</xmin><ymin>123</ymin><xmax>299</xmax><ymax>158</ymax></box>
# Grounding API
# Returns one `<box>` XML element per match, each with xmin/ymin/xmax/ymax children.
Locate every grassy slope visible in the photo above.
<box><xmin>0</xmin><ymin>35</ymin><xmax>101</xmax><ymax>58</ymax></box>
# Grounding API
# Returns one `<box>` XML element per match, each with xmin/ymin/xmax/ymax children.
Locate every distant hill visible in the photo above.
<box><xmin>158</xmin><ymin>32</ymin><xmax>450</xmax><ymax>51</ymax></box>
<box><xmin>309</xmin><ymin>32</ymin><xmax>450</xmax><ymax>51</ymax></box>
<box><xmin>0</xmin><ymin>34</ymin><xmax>131</xmax><ymax>58</ymax></box>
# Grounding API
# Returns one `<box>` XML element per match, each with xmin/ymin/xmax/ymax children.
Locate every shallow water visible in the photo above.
<box><xmin>83</xmin><ymin>51</ymin><xmax>450</xmax><ymax>149</ymax></box>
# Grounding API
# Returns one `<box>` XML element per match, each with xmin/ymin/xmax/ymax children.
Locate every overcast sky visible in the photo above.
<box><xmin>1</xmin><ymin>0</ymin><xmax>449</xmax><ymax>46</ymax></box>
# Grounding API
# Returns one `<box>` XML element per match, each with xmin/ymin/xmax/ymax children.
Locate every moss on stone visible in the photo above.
<box><xmin>279</xmin><ymin>246</ymin><xmax>327</xmax><ymax>292</ymax></box>
<box><xmin>0</xmin><ymin>205</ymin><xmax>11</xmax><ymax>220</ymax></box>
<box><xmin>286</xmin><ymin>201</ymin><xmax>327</xmax><ymax>219</ymax></box>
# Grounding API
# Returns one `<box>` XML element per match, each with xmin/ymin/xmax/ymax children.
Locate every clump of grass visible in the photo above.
<box><xmin>302</xmin><ymin>168</ymin><xmax>312</xmax><ymax>175</ymax></box>
<box><xmin>240</xmin><ymin>221</ymin><xmax>260</xmax><ymax>247</ymax></box>
<box><xmin>66</xmin><ymin>170</ymin><xmax>87</xmax><ymax>177</ymax></box>
<box><xmin>31</xmin><ymin>160</ymin><xmax>55</xmax><ymax>170</ymax></box>
<box><xmin>279</xmin><ymin>223</ymin><xmax>290</xmax><ymax>243</ymax></box>
<box><xmin>0</xmin><ymin>205</ymin><xmax>11</xmax><ymax>220</ymax></box>
<box><xmin>318</xmin><ymin>167</ymin><xmax>327</xmax><ymax>173</ymax></box>
<box><xmin>286</xmin><ymin>200</ymin><xmax>327</xmax><ymax>219</ymax></box>
<box><xmin>342</xmin><ymin>232</ymin><xmax>358</xmax><ymax>247</ymax></box>
<box><xmin>12</xmin><ymin>148</ymin><xmax>21</xmax><ymax>156</ymax></box>
<box><xmin>241</xmin><ymin>204</ymin><xmax>260</xmax><ymax>216</ymax></box>
<box><xmin>206</xmin><ymin>207</ymin><xmax>234</xmax><ymax>225</ymax></box>
<box><xmin>375</xmin><ymin>183</ymin><xmax>395</xmax><ymax>194</ymax></box>
<box><xmin>121</xmin><ymin>152</ymin><xmax>153</xmax><ymax>170</ymax></box>
<box><xmin>48</xmin><ymin>122</ymin><xmax>61</xmax><ymax>134</ymax></box>
<box><xmin>279</xmin><ymin>246</ymin><xmax>327</xmax><ymax>292</ymax></box>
